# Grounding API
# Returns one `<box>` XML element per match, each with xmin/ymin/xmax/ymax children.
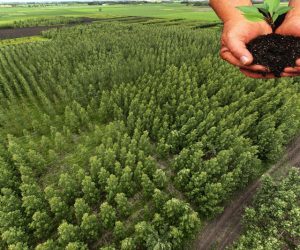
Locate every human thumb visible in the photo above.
<box><xmin>226</xmin><ymin>38</ymin><xmax>253</xmax><ymax>66</ymax></box>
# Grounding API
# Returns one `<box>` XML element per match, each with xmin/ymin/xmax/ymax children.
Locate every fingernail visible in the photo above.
<box><xmin>240</xmin><ymin>56</ymin><xmax>250</xmax><ymax>65</ymax></box>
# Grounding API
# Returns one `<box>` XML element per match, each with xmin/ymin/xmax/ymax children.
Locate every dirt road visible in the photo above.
<box><xmin>192</xmin><ymin>136</ymin><xmax>300</xmax><ymax>250</ymax></box>
<box><xmin>0</xmin><ymin>18</ymin><xmax>96</xmax><ymax>39</ymax></box>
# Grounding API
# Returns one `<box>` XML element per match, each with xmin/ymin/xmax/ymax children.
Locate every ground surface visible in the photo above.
<box><xmin>0</xmin><ymin>16</ymin><xmax>221</xmax><ymax>40</ymax></box>
<box><xmin>192</xmin><ymin>135</ymin><xmax>300</xmax><ymax>250</ymax></box>
<box><xmin>0</xmin><ymin>26</ymin><xmax>55</xmax><ymax>39</ymax></box>
<box><xmin>0</xmin><ymin>5</ymin><xmax>297</xmax><ymax>249</ymax></box>
<box><xmin>0</xmin><ymin>3</ymin><xmax>218</xmax><ymax>26</ymax></box>
<box><xmin>100</xmin><ymin>4</ymin><xmax>218</xmax><ymax>21</ymax></box>
<box><xmin>0</xmin><ymin>17</ymin><xmax>97</xmax><ymax>39</ymax></box>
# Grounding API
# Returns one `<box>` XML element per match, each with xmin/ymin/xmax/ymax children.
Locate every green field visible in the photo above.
<box><xmin>0</xmin><ymin>3</ymin><xmax>299</xmax><ymax>250</ymax></box>
<box><xmin>101</xmin><ymin>3</ymin><xmax>218</xmax><ymax>21</ymax></box>
<box><xmin>0</xmin><ymin>36</ymin><xmax>48</xmax><ymax>46</ymax></box>
<box><xmin>0</xmin><ymin>21</ymin><xmax>299</xmax><ymax>249</ymax></box>
<box><xmin>0</xmin><ymin>3</ymin><xmax>219</xmax><ymax>26</ymax></box>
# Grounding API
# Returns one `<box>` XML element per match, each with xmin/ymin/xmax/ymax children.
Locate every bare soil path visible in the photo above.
<box><xmin>192</xmin><ymin>136</ymin><xmax>300</xmax><ymax>250</ymax></box>
<box><xmin>0</xmin><ymin>18</ymin><xmax>96</xmax><ymax>39</ymax></box>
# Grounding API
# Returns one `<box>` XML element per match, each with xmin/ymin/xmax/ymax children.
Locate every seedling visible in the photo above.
<box><xmin>237</xmin><ymin>0</ymin><xmax>293</xmax><ymax>30</ymax></box>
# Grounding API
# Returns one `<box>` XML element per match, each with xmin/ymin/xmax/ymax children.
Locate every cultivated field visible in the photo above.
<box><xmin>0</xmin><ymin>3</ymin><xmax>299</xmax><ymax>250</ymax></box>
<box><xmin>0</xmin><ymin>3</ymin><xmax>219</xmax><ymax>27</ymax></box>
<box><xmin>194</xmin><ymin>136</ymin><xmax>300</xmax><ymax>249</ymax></box>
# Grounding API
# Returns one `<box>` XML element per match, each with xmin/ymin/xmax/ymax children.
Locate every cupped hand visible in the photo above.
<box><xmin>276</xmin><ymin>16</ymin><xmax>300</xmax><ymax>77</ymax></box>
<box><xmin>221</xmin><ymin>19</ymin><xmax>274</xmax><ymax>78</ymax></box>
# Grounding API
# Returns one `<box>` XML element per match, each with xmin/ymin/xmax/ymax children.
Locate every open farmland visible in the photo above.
<box><xmin>99</xmin><ymin>3</ymin><xmax>218</xmax><ymax>21</ymax></box>
<box><xmin>0</xmin><ymin>1</ymin><xmax>300</xmax><ymax>249</ymax></box>
<box><xmin>0</xmin><ymin>3</ymin><xmax>219</xmax><ymax>27</ymax></box>
<box><xmin>0</xmin><ymin>20</ymin><xmax>299</xmax><ymax>249</ymax></box>
<box><xmin>0</xmin><ymin>5</ymin><xmax>109</xmax><ymax>26</ymax></box>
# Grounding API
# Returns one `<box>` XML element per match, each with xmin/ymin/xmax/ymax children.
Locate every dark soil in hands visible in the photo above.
<box><xmin>247</xmin><ymin>34</ymin><xmax>300</xmax><ymax>77</ymax></box>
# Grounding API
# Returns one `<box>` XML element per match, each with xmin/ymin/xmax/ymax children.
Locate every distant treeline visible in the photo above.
<box><xmin>3</xmin><ymin>0</ymin><xmax>290</xmax><ymax>7</ymax></box>
<box><xmin>6</xmin><ymin>1</ymin><xmax>213</xmax><ymax>7</ymax></box>
<box><xmin>8</xmin><ymin>1</ymin><xmax>177</xmax><ymax>7</ymax></box>
<box><xmin>178</xmin><ymin>0</ymin><xmax>289</xmax><ymax>6</ymax></box>
<box><xmin>88</xmin><ymin>1</ymin><xmax>174</xmax><ymax>5</ymax></box>
<box><xmin>181</xmin><ymin>1</ymin><xmax>209</xmax><ymax>6</ymax></box>
<box><xmin>88</xmin><ymin>1</ymin><xmax>173</xmax><ymax>5</ymax></box>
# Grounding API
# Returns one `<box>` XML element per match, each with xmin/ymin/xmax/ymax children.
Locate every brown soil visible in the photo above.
<box><xmin>0</xmin><ymin>26</ymin><xmax>52</xmax><ymax>39</ymax></box>
<box><xmin>247</xmin><ymin>34</ymin><xmax>300</xmax><ymax>77</ymax></box>
<box><xmin>192</xmin><ymin>135</ymin><xmax>300</xmax><ymax>250</ymax></box>
<box><xmin>0</xmin><ymin>17</ymin><xmax>96</xmax><ymax>39</ymax></box>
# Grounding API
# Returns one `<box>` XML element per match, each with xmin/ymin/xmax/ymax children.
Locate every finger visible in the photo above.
<box><xmin>220</xmin><ymin>48</ymin><xmax>242</xmax><ymax>67</ymax></box>
<box><xmin>221</xmin><ymin>48</ymin><xmax>269</xmax><ymax>72</ymax></box>
<box><xmin>284</xmin><ymin>67</ymin><xmax>300</xmax><ymax>73</ymax></box>
<box><xmin>281</xmin><ymin>72</ymin><xmax>300</xmax><ymax>77</ymax></box>
<box><xmin>240</xmin><ymin>68</ymin><xmax>275</xmax><ymax>79</ymax></box>
<box><xmin>226</xmin><ymin>35</ymin><xmax>253</xmax><ymax>65</ymax></box>
<box><xmin>296</xmin><ymin>59</ymin><xmax>300</xmax><ymax>66</ymax></box>
<box><xmin>244</xmin><ymin>64</ymin><xmax>269</xmax><ymax>72</ymax></box>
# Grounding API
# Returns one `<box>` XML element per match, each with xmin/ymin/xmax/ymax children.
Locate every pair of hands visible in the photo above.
<box><xmin>221</xmin><ymin>15</ymin><xmax>300</xmax><ymax>78</ymax></box>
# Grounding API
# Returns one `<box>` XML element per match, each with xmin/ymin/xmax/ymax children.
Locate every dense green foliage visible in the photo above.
<box><xmin>0</xmin><ymin>36</ymin><xmax>48</xmax><ymax>47</ymax></box>
<box><xmin>0</xmin><ymin>22</ymin><xmax>299</xmax><ymax>249</ymax></box>
<box><xmin>232</xmin><ymin>168</ymin><xmax>300</xmax><ymax>250</ymax></box>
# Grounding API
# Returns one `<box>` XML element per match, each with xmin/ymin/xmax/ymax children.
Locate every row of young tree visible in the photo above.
<box><xmin>12</xmin><ymin>17</ymin><xmax>84</xmax><ymax>28</ymax></box>
<box><xmin>0</xmin><ymin>22</ymin><xmax>299</xmax><ymax>249</ymax></box>
<box><xmin>97</xmin><ymin>64</ymin><xmax>300</xmax><ymax>216</ymax></box>
<box><xmin>232</xmin><ymin>168</ymin><xmax>300</xmax><ymax>249</ymax></box>
<box><xmin>0</xmin><ymin>121</ymin><xmax>200</xmax><ymax>249</ymax></box>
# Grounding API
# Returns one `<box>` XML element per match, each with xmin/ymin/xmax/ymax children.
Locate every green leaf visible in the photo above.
<box><xmin>255</xmin><ymin>4</ymin><xmax>264</xmax><ymax>8</ymax></box>
<box><xmin>236</xmin><ymin>6</ymin><xmax>261</xmax><ymax>14</ymax></box>
<box><xmin>236</xmin><ymin>6</ymin><xmax>265</xmax><ymax>22</ymax></box>
<box><xmin>258</xmin><ymin>7</ymin><xmax>269</xmax><ymax>16</ymax></box>
<box><xmin>275</xmin><ymin>6</ymin><xmax>293</xmax><ymax>16</ymax></box>
<box><xmin>273</xmin><ymin>13</ymin><xmax>279</xmax><ymax>23</ymax></box>
<box><xmin>265</xmin><ymin>0</ymin><xmax>280</xmax><ymax>16</ymax></box>
<box><xmin>264</xmin><ymin>2</ymin><xmax>269</xmax><ymax>10</ymax></box>
<box><xmin>243</xmin><ymin>13</ymin><xmax>265</xmax><ymax>22</ymax></box>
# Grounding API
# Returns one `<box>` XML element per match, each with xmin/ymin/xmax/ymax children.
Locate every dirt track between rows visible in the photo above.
<box><xmin>0</xmin><ymin>18</ymin><xmax>96</xmax><ymax>39</ymax></box>
<box><xmin>192</xmin><ymin>135</ymin><xmax>300</xmax><ymax>250</ymax></box>
<box><xmin>0</xmin><ymin>26</ymin><xmax>54</xmax><ymax>39</ymax></box>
